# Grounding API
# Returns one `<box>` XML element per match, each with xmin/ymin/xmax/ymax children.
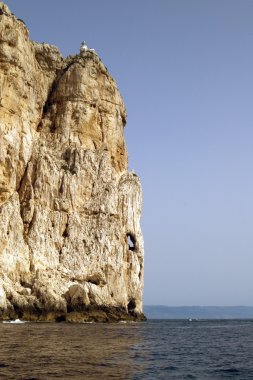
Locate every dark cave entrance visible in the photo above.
<box><xmin>127</xmin><ymin>299</ymin><xmax>136</xmax><ymax>313</ymax></box>
<box><xmin>127</xmin><ymin>233</ymin><xmax>136</xmax><ymax>251</ymax></box>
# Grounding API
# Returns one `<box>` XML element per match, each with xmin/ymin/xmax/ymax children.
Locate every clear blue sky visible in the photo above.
<box><xmin>6</xmin><ymin>0</ymin><xmax>253</xmax><ymax>306</ymax></box>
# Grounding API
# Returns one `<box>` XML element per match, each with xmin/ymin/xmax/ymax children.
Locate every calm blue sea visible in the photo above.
<box><xmin>0</xmin><ymin>319</ymin><xmax>253</xmax><ymax>379</ymax></box>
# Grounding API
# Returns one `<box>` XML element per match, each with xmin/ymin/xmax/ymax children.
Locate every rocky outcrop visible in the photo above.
<box><xmin>0</xmin><ymin>2</ymin><xmax>145</xmax><ymax>322</ymax></box>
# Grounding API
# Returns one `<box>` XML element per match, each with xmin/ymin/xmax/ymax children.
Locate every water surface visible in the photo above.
<box><xmin>0</xmin><ymin>319</ymin><xmax>253</xmax><ymax>379</ymax></box>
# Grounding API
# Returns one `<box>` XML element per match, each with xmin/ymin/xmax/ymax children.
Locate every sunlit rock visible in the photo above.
<box><xmin>0</xmin><ymin>2</ymin><xmax>145</xmax><ymax>322</ymax></box>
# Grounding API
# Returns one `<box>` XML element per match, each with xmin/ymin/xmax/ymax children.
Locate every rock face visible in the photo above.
<box><xmin>0</xmin><ymin>2</ymin><xmax>145</xmax><ymax>322</ymax></box>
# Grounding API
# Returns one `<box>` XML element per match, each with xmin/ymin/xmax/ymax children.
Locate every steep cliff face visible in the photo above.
<box><xmin>0</xmin><ymin>2</ymin><xmax>145</xmax><ymax>322</ymax></box>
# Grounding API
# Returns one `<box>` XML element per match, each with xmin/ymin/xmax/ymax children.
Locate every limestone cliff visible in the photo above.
<box><xmin>0</xmin><ymin>2</ymin><xmax>145</xmax><ymax>322</ymax></box>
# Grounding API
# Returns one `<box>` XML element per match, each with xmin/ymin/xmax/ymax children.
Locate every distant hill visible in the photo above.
<box><xmin>144</xmin><ymin>305</ymin><xmax>253</xmax><ymax>319</ymax></box>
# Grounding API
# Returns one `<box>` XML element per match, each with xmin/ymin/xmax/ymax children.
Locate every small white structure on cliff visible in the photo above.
<box><xmin>80</xmin><ymin>41</ymin><xmax>96</xmax><ymax>55</ymax></box>
<box><xmin>80</xmin><ymin>41</ymin><xmax>88</xmax><ymax>52</ymax></box>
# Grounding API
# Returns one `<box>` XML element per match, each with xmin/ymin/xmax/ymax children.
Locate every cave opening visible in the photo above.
<box><xmin>127</xmin><ymin>299</ymin><xmax>136</xmax><ymax>312</ymax></box>
<box><xmin>127</xmin><ymin>233</ymin><xmax>136</xmax><ymax>251</ymax></box>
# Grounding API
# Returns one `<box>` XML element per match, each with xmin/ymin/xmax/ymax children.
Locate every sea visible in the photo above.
<box><xmin>0</xmin><ymin>319</ymin><xmax>253</xmax><ymax>379</ymax></box>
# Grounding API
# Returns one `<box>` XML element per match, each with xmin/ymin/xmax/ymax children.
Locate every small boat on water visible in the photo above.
<box><xmin>2</xmin><ymin>319</ymin><xmax>25</xmax><ymax>324</ymax></box>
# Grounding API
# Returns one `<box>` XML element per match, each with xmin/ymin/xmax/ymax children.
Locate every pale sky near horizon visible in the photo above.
<box><xmin>5</xmin><ymin>0</ymin><xmax>253</xmax><ymax>306</ymax></box>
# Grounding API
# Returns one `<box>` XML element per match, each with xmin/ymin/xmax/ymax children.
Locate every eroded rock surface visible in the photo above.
<box><xmin>0</xmin><ymin>2</ymin><xmax>145</xmax><ymax>322</ymax></box>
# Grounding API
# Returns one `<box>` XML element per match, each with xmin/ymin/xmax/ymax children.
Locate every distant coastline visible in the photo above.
<box><xmin>144</xmin><ymin>305</ymin><xmax>253</xmax><ymax>319</ymax></box>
